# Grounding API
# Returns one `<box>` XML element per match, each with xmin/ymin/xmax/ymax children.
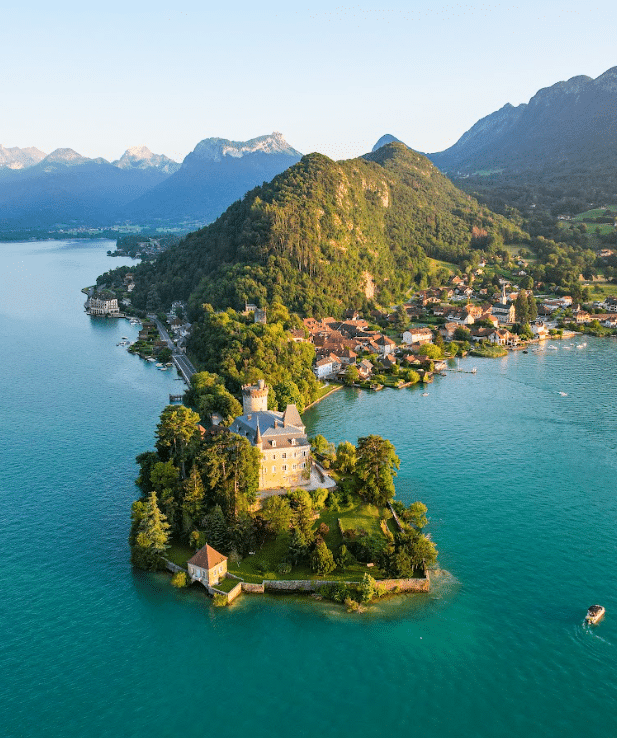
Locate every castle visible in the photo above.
<box><xmin>228</xmin><ymin>380</ymin><xmax>311</xmax><ymax>490</ymax></box>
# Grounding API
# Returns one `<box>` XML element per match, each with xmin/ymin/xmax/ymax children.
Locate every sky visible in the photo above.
<box><xmin>3</xmin><ymin>1</ymin><xmax>617</xmax><ymax>163</ymax></box>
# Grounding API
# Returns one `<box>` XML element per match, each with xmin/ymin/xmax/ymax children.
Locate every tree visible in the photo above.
<box><xmin>514</xmin><ymin>291</ymin><xmax>530</xmax><ymax>324</ymax></box>
<box><xmin>395</xmin><ymin>304</ymin><xmax>408</xmax><ymax>330</ymax></box>
<box><xmin>197</xmin><ymin>431</ymin><xmax>260</xmax><ymax>520</ymax></box>
<box><xmin>150</xmin><ymin>460</ymin><xmax>181</xmax><ymax>533</ymax></box>
<box><xmin>405</xmin><ymin>501</ymin><xmax>428</xmax><ymax>530</ymax></box>
<box><xmin>131</xmin><ymin>491</ymin><xmax>171</xmax><ymax>570</ymax></box>
<box><xmin>182</xmin><ymin>465</ymin><xmax>207</xmax><ymax>532</ymax></box>
<box><xmin>453</xmin><ymin>327</ymin><xmax>471</xmax><ymax>342</ymax></box>
<box><xmin>261</xmin><ymin>495</ymin><xmax>292</xmax><ymax>535</ymax></box>
<box><xmin>288</xmin><ymin>528</ymin><xmax>310</xmax><ymax>565</ymax></box>
<box><xmin>359</xmin><ymin>573</ymin><xmax>377</xmax><ymax>603</ymax></box>
<box><xmin>156</xmin><ymin>405</ymin><xmax>201</xmax><ymax>478</ymax></box>
<box><xmin>355</xmin><ymin>435</ymin><xmax>400</xmax><ymax>506</ymax></box>
<box><xmin>344</xmin><ymin>364</ymin><xmax>360</xmax><ymax>386</ymax></box>
<box><xmin>311</xmin><ymin>538</ymin><xmax>336</xmax><ymax>576</ymax></box>
<box><xmin>201</xmin><ymin>505</ymin><xmax>231</xmax><ymax>553</ymax></box>
<box><xmin>418</xmin><ymin>343</ymin><xmax>442</xmax><ymax>359</ymax></box>
<box><xmin>334</xmin><ymin>441</ymin><xmax>357</xmax><ymax>475</ymax></box>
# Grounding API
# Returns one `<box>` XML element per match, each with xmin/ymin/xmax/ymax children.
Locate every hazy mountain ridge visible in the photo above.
<box><xmin>121</xmin><ymin>132</ymin><xmax>302</xmax><ymax>225</ymax></box>
<box><xmin>0</xmin><ymin>144</ymin><xmax>46</xmax><ymax>170</ymax></box>
<box><xmin>430</xmin><ymin>66</ymin><xmax>617</xmax><ymax>174</ymax></box>
<box><xmin>0</xmin><ymin>133</ymin><xmax>301</xmax><ymax>229</ymax></box>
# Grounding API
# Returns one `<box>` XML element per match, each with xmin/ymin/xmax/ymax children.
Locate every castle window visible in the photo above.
<box><xmin>272</xmin><ymin>466</ymin><xmax>276</xmax><ymax>473</ymax></box>
<box><xmin>282</xmin><ymin>465</ymin><xmax>287</xmax><ymax>471</ymax></box>
<box><xmin>272</xmin><ymin>454</ymin><xmax>276</xmax><ymax>460</ymax></box>
<box><xmin>292</xmin><ymin>465</ymin><xmax>297</xmax><ymax>471</ymax></box>
<box><xmin>282</xmin><ymin>452</ymin><xmax>287</xmax><ymax>459</ymax></box>
<box><xmin>291</xmin><ymin>439</ymin><xmax>296</xmax><ymax>445</ymax></box>
<box><xmin>271</xmin><ymin>441</ymin><xmax>276</xmax><ymax>447</ymax></box>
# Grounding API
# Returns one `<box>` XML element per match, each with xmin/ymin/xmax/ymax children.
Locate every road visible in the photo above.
<box><xmin>147</xmin><ymin>314</ymin><xmax>197</xmax><ymax>384</ymax></box>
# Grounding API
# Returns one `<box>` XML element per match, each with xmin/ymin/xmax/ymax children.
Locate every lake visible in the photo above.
<box><xmin>1</xmin><ymin>239</ymin><xmax>616</xmax><ymax>737</ymax></box>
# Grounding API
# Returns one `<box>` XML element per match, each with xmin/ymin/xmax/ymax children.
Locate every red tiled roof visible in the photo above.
<box><xmin>187</xmin><ymin>544</ymin><xmax>227</xmax><ymax>570</ymax></box>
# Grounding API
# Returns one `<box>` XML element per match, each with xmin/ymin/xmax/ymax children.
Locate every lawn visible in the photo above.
<box><xmin>227</xmin><ymin>499</ymin><xmax>392</xmax><ymax>583</ymax></box>
<box><xmin>166</xmin><ymin>541</ymin><xmax>194</xmax><ymax>568</ymax></box>
<box><xmin>214</xmin><ymin>577</ymin><xmax>241</xmax><ymax>593</ymax></box>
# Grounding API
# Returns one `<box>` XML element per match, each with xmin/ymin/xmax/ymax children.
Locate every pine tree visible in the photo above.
<box><xmin>131</xmin><ymin>491</ymin><xmax>171</xmax><ymax>570</ymax></box>
<box><xmin>182</xmin><ymin>465</ymin><xmax>207</xmax><ymax>530</ymax></box>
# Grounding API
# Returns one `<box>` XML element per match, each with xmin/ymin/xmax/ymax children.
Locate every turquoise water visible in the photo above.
<box><xmin>2</xmin><ymin>240</ymin><xmax>617</xmax><ymax>737</ymax></box>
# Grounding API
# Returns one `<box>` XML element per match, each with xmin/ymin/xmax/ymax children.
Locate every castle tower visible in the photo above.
<box><xmin>242</xmin><ymin>379</ymin><xmax>269</xmax><ymax>414</ymax></box>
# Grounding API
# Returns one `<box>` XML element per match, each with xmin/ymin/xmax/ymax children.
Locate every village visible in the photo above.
<box><xmin>297</xmin><ymin>274</ymin><xmax>617</xmax><ymax>386</ymax></box>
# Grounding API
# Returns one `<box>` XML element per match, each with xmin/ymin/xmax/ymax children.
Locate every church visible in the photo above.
<box><xmin>228</xmin><ymin>380</ymin><xmax>311</xmax><ymax>490</ymax></box>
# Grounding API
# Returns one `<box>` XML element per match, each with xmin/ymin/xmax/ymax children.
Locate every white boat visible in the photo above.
<box><xmin>155</xmin><ymin>363</ymin><xmax>164</xmax><ymax>367</ymax></box>
<box><xmin>558</xmin><ymin>391</ymin><xmax>568</xmax><ymax>396</ymax></box>
<box><xmin>585</xmin><ymin>605</ymin><xmax>605</xmax><ymax>625</ymax></box>
<box><xmin>158</xmin><ymin>366</ymin><xmax>168</xmax><ymax>371</ymax></box>
<box><xmin>548</xmin><ymin>345</ymin><xmax>558</xmax><ymax>350</ymax></box>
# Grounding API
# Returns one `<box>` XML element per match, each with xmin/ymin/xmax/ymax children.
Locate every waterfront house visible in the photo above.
<box><xmin>358</xmin><ymin>359</ymin><xmax>374</xmax><ymax>379</ymax></box>
<box><xmin>87</xmin><ymin>291</ymin><xmax>120</xmax><ymax>316</ymax></box>
<box><xmin>187</xmin><ymin>544</ymin><xmax>228</xmax><ymax>587</ymax></box>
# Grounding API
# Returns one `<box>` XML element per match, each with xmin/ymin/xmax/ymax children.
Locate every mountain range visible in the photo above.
<box><xmin>428</xmin><ymin>66</ymin><xmax>617</xmax><ymax>212</ymax></box>
<box><xmin>0</xmin><ymin>133</ymin><xmax>301</xmax><ymax>229</ymax></box>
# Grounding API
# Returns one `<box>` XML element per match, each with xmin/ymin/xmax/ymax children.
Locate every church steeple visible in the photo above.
<box><xmin>501</xmin><ymin>283</ymin><xmax>507</xmax><ymax>304</ymax></box>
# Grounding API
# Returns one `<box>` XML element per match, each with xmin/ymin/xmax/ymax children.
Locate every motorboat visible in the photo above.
<box><xmin>585</xmin><ymin>605</ymin><xmax>605</xmax><ymax>624</ymax></box>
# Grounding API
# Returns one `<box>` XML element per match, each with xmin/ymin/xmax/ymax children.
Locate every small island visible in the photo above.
<box><xmin>130</xmin><ymin>380</ymin><xmax>437</xmax><ymax>610</ymax></box>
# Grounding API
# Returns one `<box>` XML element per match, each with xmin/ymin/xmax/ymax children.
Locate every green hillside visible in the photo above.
<box><xmin>116</xmin><ymin>143</ymin><xmax>525</xmax><ymax>318</ymax></box>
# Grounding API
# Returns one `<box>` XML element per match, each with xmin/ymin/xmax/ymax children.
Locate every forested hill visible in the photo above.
<box><xmin>116</xmin><ymin>143</ymin><xmax>525</xmax><ymax>317</ymax></box>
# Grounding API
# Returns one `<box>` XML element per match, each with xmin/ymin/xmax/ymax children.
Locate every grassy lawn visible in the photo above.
<box><xmin>166</xmin><ymin>541</ymin><xmax>194</xmax><ymax>568</ymax></box>
<box><xmin>227</xmin><ymin>499</ymin><xmax>392</xmax><ymax>583</ymax></box>
<box><xmin>470</xmin><ymin>345</ymin><xmax>508</xmax><ymax>357</ymax></box>
<box><xmin>214</xmin><ymin>577</ymin><xmax>241</xmax><ymax>593</ymax></box>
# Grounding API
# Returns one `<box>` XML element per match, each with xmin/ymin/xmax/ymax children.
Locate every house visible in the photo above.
<box><xmin>374</xmin><ymin>335</ymin><xmax>397</xmax><ymax>356</ymax></box>
<box><xmin>314</xmin><ymin>357</ymin><xmax>337</xmax><ymax>379</ymax></box>
<box><xmin>531</xmin><ymin>322</ymin><xmax>549</xmax><ymax>340</ymax></box>
<box><xmin>402</xmin><ymin>327</ymin><xmax>433</xmax><ymax>345</ymax></box>
<box><xmin>358</xmin><ymin>359</ymin><xmax>373</xmax><ymax>379</ymax></box>
<box><xmin>228</xmin><ymin>380</ymin><xmax>310</xmax><ymax>490</ymax></box>
<box><xmin>187</xmin><ymin>544</ymin><xmax>228</xmax><ymax>588</ymax></box>
<box><xmin>489</xmin><ymin>329</ymin><xmax>518</xmax><ymax>346</ymax></box>
<box><xmin>439</xmin><ymin>322</ymin><xmax>460</xmax><ymax>340</ymax></box>
<box><xmin>338</xmin><ymin>348</ymin><xmax>358</xmax><ymax>365</ymax></box>
<box><xmin>87</xmin><ymin>291</ymin><xmax>120</xmax><ymax>316</ymax></box>
<box><xmin>572</xmin><ymin>306</ymin><xmax>592</xmax><ymax>324</ymax></box>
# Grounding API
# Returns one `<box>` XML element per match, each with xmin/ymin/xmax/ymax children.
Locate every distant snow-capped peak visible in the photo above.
<box><xmin>113</xmin><ymin>146</ymin><xmax>180</xmax><ymax>174</ymax></box>
<box><xmin>190</xmin><ymin>132</ymin><xmax>301</xmax><ymax>163</ymax></box>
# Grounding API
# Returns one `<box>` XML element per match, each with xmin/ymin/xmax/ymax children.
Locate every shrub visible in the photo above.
<box><xmin>344</xmin><ymin>597</ymin><xmax>360</xmax><ymax>612</ymax></box>
<box><xmin>212</xmin><ymin>593</ymin><xmax>228</xmax><ymax>607</ymax></box>
<box><xmin>310</xmin><ymin>487</ymin><xmax>329</xmax><ymax>509</ymax></box>
<box><xmin>171</xmin><ymin>571</ymin><xmax>187</xmax><ymax>588</ymax></box>
<box><xmin>277</xmin><ymin>562</ymin><xmax>292</xmax><ymax>575</ymax></box>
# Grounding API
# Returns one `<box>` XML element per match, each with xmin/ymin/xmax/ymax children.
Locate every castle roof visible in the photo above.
<box><xmin>229</xmin><ymin>405</ymin><xmax>308</xmax><ymax>449</ymax></box>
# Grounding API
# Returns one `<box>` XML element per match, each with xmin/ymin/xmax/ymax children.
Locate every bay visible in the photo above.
<box><xmin>1</xmin><ymin>240</ymin><xmax>616</xmax><ymax>738</ymax></box>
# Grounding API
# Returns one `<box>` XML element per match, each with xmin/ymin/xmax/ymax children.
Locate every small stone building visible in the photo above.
<box><xmin>187</xmin><ymin>544</ymin><xmax>228</xmax><ymax>587</ymax></box>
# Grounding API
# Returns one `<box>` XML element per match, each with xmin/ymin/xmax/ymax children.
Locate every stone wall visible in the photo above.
<box><xmin>164</xmin><ymin>560</ymin><xmax>187</xmax><ymax>575</ymax></box>
<box><xmin>375</xmin><ymin>573</ymin><xmax>430</xmax><ymax>593</ymax></box>
<box><xmin>241</xmin><ymin>582</ymin><xmax>265</xmax><ymax>593</ymax></box>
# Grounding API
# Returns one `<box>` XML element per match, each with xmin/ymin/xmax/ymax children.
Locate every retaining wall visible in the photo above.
<box><xmin>164</xmin><ymin>560</ymin><xmax>187</xmax><ymax>575</ymax></box>
<box><xmin>241</xmin><ymin>582</ymin><xmax>265</xmax><ymax>593</ymax></box>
